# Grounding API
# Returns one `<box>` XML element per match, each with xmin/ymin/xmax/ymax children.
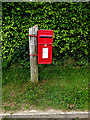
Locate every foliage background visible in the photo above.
<box><xmin>2</xmin><ymin>2</ymin><xmax>89</xmax><ymax>69</ymax></box>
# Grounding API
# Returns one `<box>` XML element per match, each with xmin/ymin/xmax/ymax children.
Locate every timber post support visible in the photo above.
<box><xmin>29</xmin><ymin>25</ymin><xmax>38</xmax><ymax>83</ymax></box>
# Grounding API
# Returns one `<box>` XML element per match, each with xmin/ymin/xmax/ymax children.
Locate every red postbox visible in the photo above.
<box><xmin>38</xmin><ymin>30</ymin><xmax>53</xmax><ymax>64</ymax></box>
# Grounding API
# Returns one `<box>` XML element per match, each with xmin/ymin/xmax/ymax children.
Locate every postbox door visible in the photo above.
<box><xmin>38</xmin><ymin>44</ymin><xmax>52</xmax><ymax>64</ymax></box>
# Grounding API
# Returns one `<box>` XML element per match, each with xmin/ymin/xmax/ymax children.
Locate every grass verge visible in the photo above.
<box><xmin>2</xmin><ymin>63</ymin><xmax>89</xmax><ymax>112</ymax></box>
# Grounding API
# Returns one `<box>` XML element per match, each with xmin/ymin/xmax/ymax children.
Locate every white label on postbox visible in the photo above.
<box><xmin>42</xmin><ymin>48</ymin><xmax>48</xmax><ymax>58</ymax></box>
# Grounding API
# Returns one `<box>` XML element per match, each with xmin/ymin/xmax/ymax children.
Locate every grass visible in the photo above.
<box><xmin>2</xmin><ymin>63</ymin><xmax>89</xmax><ymax>112</ymax></box>
<box><xmin>2</xmin><ymin>118</ymin><xmax>80</xmax><ymax>120</ymax></box>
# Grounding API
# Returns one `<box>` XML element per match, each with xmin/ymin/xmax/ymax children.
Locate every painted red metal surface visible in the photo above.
<box><xmin>29</xmin><ymin>53</ymin><xmax>38</xmax><ymax>56</ymax></box>
<box><xmin>38</xmin><ymin>30</ymin><xmax>53</xmax><ymax>64</ymax></box>
<box><xmin>28</xmin><ymin>35</ymin><xmax>38</xmax><ymax>37</ymax></box>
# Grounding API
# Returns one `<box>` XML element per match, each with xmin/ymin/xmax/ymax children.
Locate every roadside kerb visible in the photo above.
<box><xmin>0</xmin><ymin>111</ymin><xmax>89</xmax><ymax>119</ymax></box>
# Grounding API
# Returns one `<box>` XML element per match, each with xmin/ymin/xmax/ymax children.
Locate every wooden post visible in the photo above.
<box><xmin>29</xmin><ymin>25</ymin><xmax>38</xmax><ymax>83</ymax></box>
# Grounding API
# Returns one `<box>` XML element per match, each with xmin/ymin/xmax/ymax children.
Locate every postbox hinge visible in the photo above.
<box><xmin>29</xmin><ymin>53</ymin><xmax>38</xmax><ymax>56</ymax></box>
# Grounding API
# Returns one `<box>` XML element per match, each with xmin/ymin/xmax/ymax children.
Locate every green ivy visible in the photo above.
<box><xmin>2</xmin><ymin>2</ymin><xmax>89</xmax><ymax>68</ymax></box>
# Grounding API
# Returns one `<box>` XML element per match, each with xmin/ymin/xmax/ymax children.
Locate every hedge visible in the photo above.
<box><xmin>2</xmin><ymin>2</ymin><xmax>89</xmax><ymax>68</ymax></box>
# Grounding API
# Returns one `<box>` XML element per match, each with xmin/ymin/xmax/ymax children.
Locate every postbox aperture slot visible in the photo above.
<box><xmin>40</xmin><ymin>35</ymin><xmax>52</xmax><ymax>38</ymax></box>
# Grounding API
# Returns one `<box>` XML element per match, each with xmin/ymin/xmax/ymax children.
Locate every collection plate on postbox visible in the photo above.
<box><xmin>38</xmin><ymin>30</ymin><xmax>53</xmax><ymax>64</ymax></box>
